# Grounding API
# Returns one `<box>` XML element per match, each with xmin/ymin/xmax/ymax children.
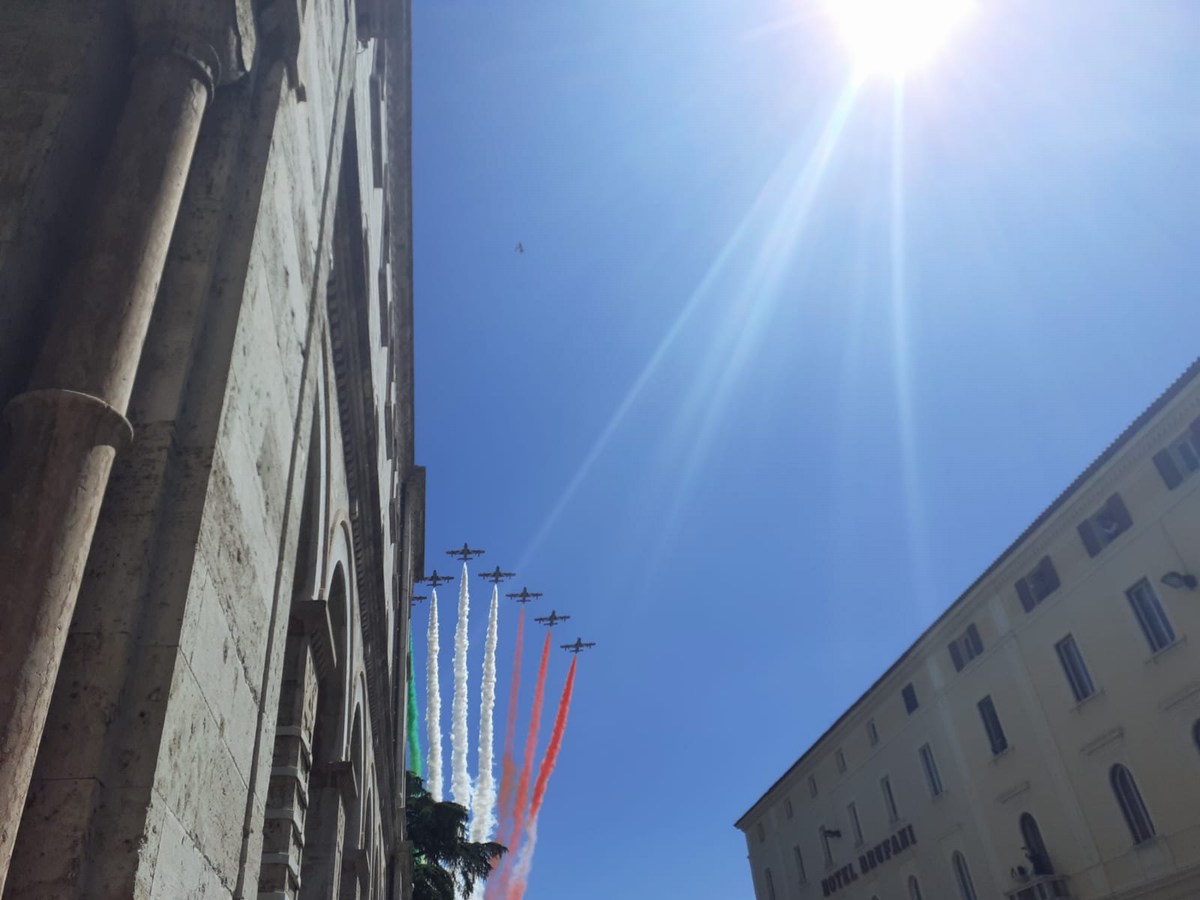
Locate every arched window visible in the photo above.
<box><xmin>1110</xmin><ymin>764</ymin><xmax>1156</xmax><ymax>844</ymax></box>
<box><xmin>952</xmin><ymin>851</ymin><xmax>977</xmax><ymax>900</ymax></box>
<box><xmin>908</xmin><ymin>874</ymin><xmax>924</xmax><ymax>900</ymax></box>
<box><xmin>1019</xmin><ymin>813</ymin><xmax>1053</xmax><ymax>875</ymax></box>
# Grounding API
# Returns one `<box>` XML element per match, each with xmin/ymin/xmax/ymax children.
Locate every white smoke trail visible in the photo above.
<box><xmin>451</xmin><ymin>562</ymin><xmax>473</xmax><ymax>807</ymax></box>
<box><xmin>509</xmin><ymin>819</ymin><xmax>539</xmax><ymax>898</ymax></box>
<box><xmin>470</xmin><ymin>588</ymin><xmax>500</xmax><ymax>843</ymax></box>
<box><xmin>426</xmin><ymin>588</ymin><xmax>443</xmax><ymax>801</ymax></box>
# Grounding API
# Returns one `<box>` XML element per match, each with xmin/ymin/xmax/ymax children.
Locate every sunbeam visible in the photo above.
<box><xmin>651</xmin><ymin>81</ymin><xmax>861</xmax><ymax>547</ymax></box>
<box><xmin>889</xmin><ymin>84</ymin><xmax>936</xmax><ymax>615</ymax></box>
<box><xmin>519</xmin><ymin>82</ymin><xmax>862</xmax><ymax>571</ymax></box>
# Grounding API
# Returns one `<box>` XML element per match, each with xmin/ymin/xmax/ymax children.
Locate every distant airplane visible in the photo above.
<box><xmin>561</xmin><ymin>637</ymin><xmax>596</xmax><ymax>654</ymax></box>
<box><xmin>505</xmin><ymin>587</ymin><xmax>543</xmax><ymax>605</ymax></box>
<box><xmin>515</xmin><ymin>242</ymin><xmax>525</xmax><ymax>254</ymax></box>
<box><xmin>411</xmin><ymin>594</ymin><xmax>427</xmax><ymax>604</ymax></box>
<box><xmin>534</xmin><ymin>610</ymin><xmax>569</xmax><ymax>628</ymax></box>
<box><xmin>446</xmin><ymin>542</ymin><xmax>485</xmax><ymax>561</ymax></box>
<box><xmin>418</xmin><ymin>570</ymin><xmax>453</xmax><ymax>588</ymax></box>
<box><xmin>479</xmin><ymin>565</ymin><xmax>515</xmax><ymax>585</ymax></box>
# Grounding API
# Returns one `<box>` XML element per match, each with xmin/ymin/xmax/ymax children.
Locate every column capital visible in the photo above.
<box><xmin>130</xmin><ymin>0</ymin><xmax>257</xmax><ymax>88</ymax></box>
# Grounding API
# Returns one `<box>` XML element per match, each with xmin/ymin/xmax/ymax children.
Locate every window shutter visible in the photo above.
<box><xmin>1078</xmin><ymin>520</ymin><xmax>1101</xmax><ymax>557</ymax></box>
<box><xmin>1108</xmin><ymin>493</ymin><xmax>1132</xmax><ymax>531</ymax></box>
<box><xmin>1016</xmin><ymin>577</ymin><xmax>1035</xmax><ymax>612</ymax></box>
<box><xmin>966</xmin><ymin>623</ymin><xmax>982</xmax><ymax>654</ymax></box>
<box><xmin>949</xmin><ymin>641</ymin><xmax>964</xmax><ymax>672</ymax></box>
<box><xmin>1153</xmin><ymin>450</ymin><xmax>1182</xmax><ymax>489</ymax></box>
<box><xmin>1039</xmin><ymin>556</ymin><xmax>1060</xmax><ymax>594</ymax></box>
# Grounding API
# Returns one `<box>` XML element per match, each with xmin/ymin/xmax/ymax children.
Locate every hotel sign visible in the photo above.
<box><xmin>820</xmin><ymin>824</ymin><xmax>917</xmax><ymax>897</ymax></box>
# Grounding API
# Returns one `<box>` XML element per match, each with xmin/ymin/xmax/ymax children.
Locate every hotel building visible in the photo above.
<box><xmin>737</xmin><ymin>361</ymin><xmax>1200</xmax><ymax>900</ymax></box>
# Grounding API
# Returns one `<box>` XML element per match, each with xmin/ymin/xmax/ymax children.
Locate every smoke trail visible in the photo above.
<box><xmin>495</xmin><ymin>608</ymin><xmax>525</xmax><ymax>837</ymax></box>
<box><xmin>506</xmin><ymin>657</ymin><xmax>577</xmax><ymax>900</ymax></box>
<box><xmin>471</xmin><ymin>588</ymin><xmax>501</xmax><ymax>843</ymax></box>
<box><xmin>407</xmin><ymin>629</ymin><xmax>423</xmax><ymax>778</ymax></box>
<box><xmin>426</xmin><ymin>588</ymin><xmax>443</xmax><ymax>800</ymax></box>
<box><xmin>451</xmin><ymin>562</ymin><xmax>473</xmax><ymax>807</ymax></box>
<box><xmin>495</xmin><ymin>631</ymin><xmax>551</xmax><ymax>895</ymax></box>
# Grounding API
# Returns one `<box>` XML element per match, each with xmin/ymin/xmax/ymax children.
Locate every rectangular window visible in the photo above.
<box><xmin>902</xmin><ymin>682</ymin><xmax>919</xmax><ymax>714</ymax></box>
<box><xmin>948</xmin><ymin>623</ymin><xmax>984</xmax><ymax>672</ymax></box>
<box><xmin>848</xmin><ymin>802</ymin><xmax>863</xmax><ymax>846</ymax></box>
<box><xmin>918</xmin><ymin>743</ymin><xmax>943</xmax><ymax>796</ymax></box>
<box><xmin>1127</xmin><ymin>579</ymin><xmax>1176</xmax><ymax>652</ymax></box>
<box><xmin>1077</xmin><ymin>493</ymin><xmax>1132</xmax><ymax>557</ymax></box>
<box><xmin>1016</xmin><ymin>556</ymin><xmax>1060</xmax><ymax>612</ymax></box>
<box><xmin>978</xmin><ymin>695</ymin><xmax>1009</xmax><ymax>755</ymax></box>
<box><xmin>821</xmin><ymin>826</ymin><xmax>834</xmax><ymax>866</ymax></box>
<box><xmin>867</xmin><ymin>719</ymin><xmax>879</xmax><ymax>746</ymax></box>
<box><xmin>1153</xmin><ymin>417</ymin><xmax>1200</xmax><ymax>489</ymax></box>
<box><xmin>881</xmin><ymin>776</ymin><xmax>899</xmax><ymax>822</ymax></box>
<box><xmin>765</xmin><ymin>867</ymin><xmax>777</xmax><ymax>900</ymax></box>
<box><xmin>809</xmin><ymin>775</ymin><xmax>818</xmax><ymax>798</ymax></box>
<box><xmin>794</xmin><ymin>846</ymin><xmax>807</xmax><ymax>884</ymax></box>
<box><xmin>835</xmin><ymin>749</ymin><xmax>846</xmax><ymax>773</ymax></box>
<box><xmin>1055</xmin><ymin>634</ymin><xmax>1096</xmax><ymax>702</ymax></box>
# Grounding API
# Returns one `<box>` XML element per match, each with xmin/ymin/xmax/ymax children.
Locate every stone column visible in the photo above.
<box><xmin>0</xmin><ymin>5</ymin><xmax>251</xmax><ymax>890</ymax></box>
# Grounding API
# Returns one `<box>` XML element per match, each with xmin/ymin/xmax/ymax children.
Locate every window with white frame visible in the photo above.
<box><xmin>848</xmin><ymin>802</ymin><xmax>863</xmax><ymax>846</ymax></box>
<box><xmin>1127</xmin><ymin>579</ymin><xmax>1176</xmax><ymax>652</ymax></box>
<box><xmin>978</xmin><ymin>695</ymin><xmax>1009</xmax><ymax>756</ymax></box>
<box><xmin>919</xmin><ymin>743</ymin><xmax>943</xmax><ymax>796</ymax></box>
<box><xmin>1111</xmin><ymin>764</ymin><xmax>1156</xmax><ymax>845</ymax></box>
<box><xmin>1055</xmin><ymin>634</ymin><xmax>1096</xmax><ymax>702</ymax></box>
<box><xmin>952</xmin><ymin>852</ymin><xmax>977</xmax><ymax>900</ymax></box>
<box><xmin>881</xmin><ymin>775</ymin><xmax>899</xmax><ymax>822</ymax></box>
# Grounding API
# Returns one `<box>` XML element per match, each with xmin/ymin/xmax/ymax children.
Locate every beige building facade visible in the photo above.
<box><xmin>737</xmin><ymin>361</ymin><xmax>1200</xmax><ymax>900</ymax></box>
<box><xmin>0</xmin><ymin>0</ymin><xmax>421</xmax><ymax>897</ymax></box>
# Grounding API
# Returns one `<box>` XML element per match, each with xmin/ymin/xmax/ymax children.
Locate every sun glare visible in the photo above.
<box><xmin>827</xmin><ymin>0</ymin><xmax>974</xmax><ymax>77</ymax></box>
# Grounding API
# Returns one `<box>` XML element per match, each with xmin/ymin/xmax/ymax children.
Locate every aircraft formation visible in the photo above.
<box><xmin>410</xmin><ymin>542</ymin><xmax>595</xmax><ymax>900</ymax></box>
<box><xmin>419</xmin><ymin>547</ymin><xmax>595</xmax><ymax>652</ymax></box>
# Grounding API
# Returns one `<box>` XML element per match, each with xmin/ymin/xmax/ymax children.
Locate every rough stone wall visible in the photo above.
<box><xmin>4</xmin><ymin>0</ymin><xmax>418</xmax><ymax>896</ymax></box>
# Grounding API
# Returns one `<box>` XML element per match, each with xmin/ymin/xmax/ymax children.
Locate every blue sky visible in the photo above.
<box><xmin>410</xmin><ymin>2</ymin><xmax>1200</xmax><ymax>897</ymax></box>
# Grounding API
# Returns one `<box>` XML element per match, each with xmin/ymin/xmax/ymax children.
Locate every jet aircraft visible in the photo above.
<box><xmin>561</xmin><ymin>637</ymin><xmax>596</xmax><ymax>654</ymax></box>
<box><xmin>446</xmin><ymin>542</ymin><xmax>485</xmax><ymax>561</ymax></box>
<box><xmin>411</xmin><ymin>594</ymin><xmax>427</xmax><ymax>604</ymax></box>
<box><xmin>534</xmin><ymin>610</ymin><xmax>569</xmax><ymax>627</ymax></box>
<box><xmin>505</xmin><ymin>587</ymin><xmax>543</xmax><ymax>605</ymax></box>
<box><xmin>479</xmin><ymin>566</ymin><xmax>515</xmax><ymax>585</ymax></box>
<box><xmin>418</xmin><ymin>570</ymin><xmax>453</xmax><ymax>588</ymax></box>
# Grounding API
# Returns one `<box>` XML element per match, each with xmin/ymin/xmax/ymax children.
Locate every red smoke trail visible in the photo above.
<box><xmin>506</xmin><ymin>656</ymin><xmax>578</xmax><ymax>900</ymax></box>
<box><xmin>495</xmin><ymin>608</ymin><xmax>525</xmax><ymax>836</ymax></box>
<box><xmin>493</xmin><ymin>630</ymin><xmax>551</xmax><ymax>896</ymax></box>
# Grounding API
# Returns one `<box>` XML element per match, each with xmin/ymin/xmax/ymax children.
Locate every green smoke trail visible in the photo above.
<box><xmin>407</xmin><ymin>629</ymin><xmax>424</xmax><ymax>778</ymax></box>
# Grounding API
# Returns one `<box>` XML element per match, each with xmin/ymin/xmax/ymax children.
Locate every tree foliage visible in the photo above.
<box><xmin>406</xmin><ymin>771</ymin><xmax>507</xmax><ymax>900</ymax></box>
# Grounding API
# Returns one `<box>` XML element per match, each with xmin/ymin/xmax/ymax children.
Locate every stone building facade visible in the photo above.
<box><xmin>738</xmin><ymin>361</ymin><xmax>1200</xmax><ymax>900</ymax></box>
<box><xmin>0</xmin><ymin>0</ymin><xmax>422</xmax><ymax>897</ymax></box>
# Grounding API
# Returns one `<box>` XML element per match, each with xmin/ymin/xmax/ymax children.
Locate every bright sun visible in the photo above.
<box><xmin>827</xmin><ymin>0</ymin><xmax>974</xmax><ymax>77</ymax></box>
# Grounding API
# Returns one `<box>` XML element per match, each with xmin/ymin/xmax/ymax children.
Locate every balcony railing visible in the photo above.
<box><xmin>1005</xmin><ymin>873</ymin><xmax>1071</xmax><ymax>900</ymax></box>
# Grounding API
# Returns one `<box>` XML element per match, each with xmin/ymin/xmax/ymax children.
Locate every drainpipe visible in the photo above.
<box><xmin>0</xmin><ymin>5</ymin><xmax>252</xmax><ymax>890</ymax></box>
